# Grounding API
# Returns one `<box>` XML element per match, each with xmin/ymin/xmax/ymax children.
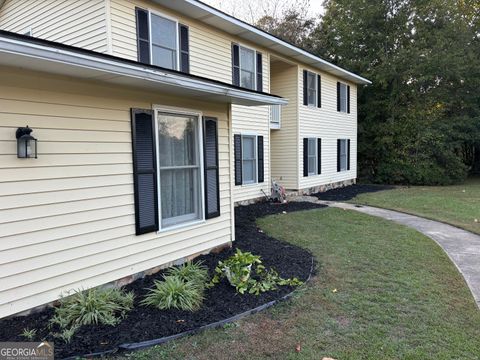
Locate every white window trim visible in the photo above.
<box><xmin>306</xmin><ymin>71</ymin><xmax>318</xmax><ymax>107</ymax></box>
<box><xmin>307</xmin><ymin>137</ymin><xmax>318</xmax><ymax>176</ymax></box>
<box><xmin>153</xmin><ymin>104</ymin><xmax>205</xmax><ymax>233</ymax></box>
<box><xmin>237</xmin><ymin>43</ymin><xmax>257</xmax><ymax>90</ymax></box>
<box><xmin>240</xmin><ymin>132</ymin><xmax>258</xmax><ymax>186</ymax></box>
<box><xmin>339</xmin><ymin>138</ymin><xmax>348</xmax><ymax>171</ymax></box>
<box><xmin>339</xmin><ymin>83</ymin><xmax>348</xmax><ymax>113</ymax></box>
<box><xmin>148</xmin><ymin>9</ymin><xmax>180</xmax><ymax>71</ymax></box>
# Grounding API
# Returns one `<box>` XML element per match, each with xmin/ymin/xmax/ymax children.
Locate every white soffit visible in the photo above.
<box><xmin>0</xmin><ymin>34</ymin><xmax>287</xmax><ymax>107</ymax></box>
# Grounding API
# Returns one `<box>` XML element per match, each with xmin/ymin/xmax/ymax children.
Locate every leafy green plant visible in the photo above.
<box><xmin>141</xmin><ymin>275</ymin><xmax>204</xmax><ymax>311</ymax></box>
<box><xmin>165</xmin><ymin>261</ymin><xmax>209</xmax><ymax>287</ymax></box>
<box><xmin>50</xmin><ymin>287</ymin><xmax>134</xmax><ymax>342</ymax></box>
<box><xmin>20</xmin><ymin>328</ymin><xmax>37</xmax><ymax>340</ymax></box>
<box><xmin>210</xmin><ymin>249</ymin><xmax>303</xmax><ymax>295</ymax></box>
<box><xmin>53</xmin><ymin>325</ymin><xmax>79</xmax><ymax>344</ymax></box>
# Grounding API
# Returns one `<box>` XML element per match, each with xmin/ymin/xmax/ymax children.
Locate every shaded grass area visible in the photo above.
<box><xmin>349</xmin><ymin>177</ymin><xmax>480</xmax><ymax>234</ymax></box>
<box><xmin>118</xmin><ymin>208</ymin><xmax>480</xmax><ymax>360</ymax></box>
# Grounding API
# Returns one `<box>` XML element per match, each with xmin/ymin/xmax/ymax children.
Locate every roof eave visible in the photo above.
<box><xmin>0</xmin><ymin>34</ymin><xmax>288</xmax><ymax>107</ymax></box>
<box><xmin>153</xmin><ymin>0</ymin><xmax>371</xmax><ymax>85</ymax></box>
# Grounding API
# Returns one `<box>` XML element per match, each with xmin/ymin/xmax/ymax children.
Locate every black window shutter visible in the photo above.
<box><xmin>256</xmin><ymin>52</ymin><xmax>263</xmax><ymax>92</ymax></box>
<box><xmin>317</xmin><ymin>138</ymin><xmax>322</xmax><ymax>174</ymax></box>
<box><xmin>347</xmin><ymin>139</ymin><xmax>351</xmax><ymax>170</ymax></box>
<box><xmin>179</xmin><ymin>24</ymin><xmax>190</xmax><ymax>73</ymax></box>
<box><xmin>203</xmin><ymin>117</ymin><xmax>220</xmax><ymax>219</ymax></box>
<box><xmin>232</xmin><ymin>44</ymin><xmax>240</xmax><ymax>86</ymax></box>
<box><xmin>135</xmin><ymin>7</ymin><xmax>150</xmax><ymax>64</ymax></box>
<box><xmin>131</xmin><ymin>109</ymin><xmax>159</xmax><ymax>235</ymax></box>
<box><xmin>303</xmin><ymin>138</ymin><xmax>308</xmax><ymax>177</ymax></box>
<box><xmin>317</xmin><ymin>75</ymin><xmax>322</xmax><ymax>108</ymax></box>
<box><xmin>257</xmin><ymin>136</ymin><xmax>264</xmax><ymax>183</ymax></box>
<box><xmin>347</xmin><ymin>85</ymin><xmax>351</xmax><ymax>114</ymax></box>
<box><xmin>337</xmin><ymin>82</ymin><xmax>341</xmax><ymax>112</ymax></box>
<box><xmin>303</xmin><ymin>70</ymin><xmax>308</xmax><ymax>106</ymax></box>
<box><xmin>234</xmin><ymin>134</ymin><xmax>242</xmax><ymax>185</ymax></box>
<box><xmin>337</xmin><ymin>139</ymin><xmax>341</xmax><ymax>172</ymax></box>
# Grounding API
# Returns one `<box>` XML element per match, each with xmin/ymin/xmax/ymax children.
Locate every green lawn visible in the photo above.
<box><xmin>349</xmin><ymin>177</ymin><xmax>480</xmax><ymax>234</ymax></box>
<box><xmin>119</xmin><ymin>208</ymin><xmax>480</xmax><ymax>360</ymax></box>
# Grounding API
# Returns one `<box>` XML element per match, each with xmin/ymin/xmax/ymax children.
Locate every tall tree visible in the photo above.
<box><xmin>255</xmin><ymin>0</ymin><xmax>317</xmax><ymax>48</ymax></box>
<box><xmin>310</xmin><ymin>0</ymin><xmax>480</xmax><ymax>184</ymax></box>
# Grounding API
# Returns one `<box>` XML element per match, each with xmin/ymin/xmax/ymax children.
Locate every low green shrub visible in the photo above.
<box><xmin>165</xmin><ymin>261</ymin><xmax>209</xmax><ymax>287</ymax></box>
<box><xmin>50</xmin><ymin>287</ymin><xmax>134</xmax><ymax>342</ymax></box>
<box><xmin>141</xmin><ymin>275</ymin><xmax>204</xmax><ymax>311</ymax></box>
<box><xmin>20</xmin><ymin>328</ymin><xmax>37</xmax><ymax>340</ymax></box>
<box><xmin>210</xmin><ymin>249</ymin><xmax>303</xmax><ymax>295</ymax></box>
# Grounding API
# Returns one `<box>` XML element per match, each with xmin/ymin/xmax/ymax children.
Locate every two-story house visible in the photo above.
<box><xmin>0</xmin><ymin>0</ymin><xmax>370</xmax><ymax>318</ymax></box>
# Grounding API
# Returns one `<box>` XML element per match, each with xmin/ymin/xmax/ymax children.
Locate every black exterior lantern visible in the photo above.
<box><xmin>16</xmin><ymin>126</ymin><xmax>37</xmax><ymax>159</ymax></box>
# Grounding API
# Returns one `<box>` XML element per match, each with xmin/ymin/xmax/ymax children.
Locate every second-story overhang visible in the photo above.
<box><xmin>0</xmin><ymin>30</ymin><xmax>288</xmax><ymax>107</ymax></box>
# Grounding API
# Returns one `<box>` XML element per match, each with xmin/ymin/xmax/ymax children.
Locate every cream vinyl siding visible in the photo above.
<box><xmin>0</xmin><ymin>0</ymin><xmax>108</xmax><ymax>53</ymax></box>
<box><xmin>0</xmin><ymin>68</ymin><xmax>232</xmax><ymax>318</ymax></box>
<box><xmin>298</xmin><ymin>67</ymin><xmax>357</xmax><ymax>190</ymax></box>
<box><xmin>231</xmin><ymin>104</ymin><xmax>270</xmax><ymax>202</ymax></box>
<box><xmin>231</xmin><ymin>51</ymin><xmax>270</xmax><ymax>202</ymax></box>
<box><xmin>270</xmin><ymin>61</ymin><xmax>299</xmax><ymax>190</ymax></box>
<box><xmin>110</xmin><ymin>0</ymin><xmax>231</xmax><ymax>83</ymax></box>
<box><xmin>109</xmin><ymin>0</ymin><xmax>271</xmax><ymax>89</ymax></box>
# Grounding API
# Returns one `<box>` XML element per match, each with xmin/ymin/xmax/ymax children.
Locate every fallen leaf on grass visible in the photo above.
<box><xmin>295</xmin><ymin>343</ymin><xmax>301</xmax><ymax>352</ymax></box>
<box><xmin>176</xmin><ymin>319</ymin><xmax>185</xmax><ymax>323</ymax></box>
<box><xmin>322</xmin><ymin>358</ymin><xmax>337</xmax><ymax>360</ymax></box>
<box><xmin>332</xmin><ymin>288</ymin><xmax>338</xmax><ymax>293</ymax></box>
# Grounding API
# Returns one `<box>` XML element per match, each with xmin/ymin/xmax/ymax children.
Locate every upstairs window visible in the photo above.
<box><xmin>337</xmin><ymin>82</ymin><xmax>350</xmax><ymax>113</ymax></box>
<box><xmin>232</xmin><ymin>44</ymin><xmax>262</xmax><ymax>91</ymax></box>
<box><xmin>307</xmin><ymin>72</ymin><xmax>317</xmax><ymax>107</ymax></box>
<box><xmin>135</xmin><ymin>8</ymin><xmax>190</xmax><ymax>73</ymax></box>
<box><xmin>303</xmin><ymin>70</ymin><xmax>321</xmax><ymax>108</ymax></box>
<box><xmin>151</xmin><ymin>14</ymin><xmax>178</xmax><ymax>70</ymax></box>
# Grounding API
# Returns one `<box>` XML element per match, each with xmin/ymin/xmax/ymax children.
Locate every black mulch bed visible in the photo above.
<box><xmin>0</xmin><ymin>201</ymin><xmax>325</xmax><ymax>359</ymax></box>
<box><xmin>313</xmin><ymin>184</ymin><xmax>395</xmax><ymax>201</ymax></box>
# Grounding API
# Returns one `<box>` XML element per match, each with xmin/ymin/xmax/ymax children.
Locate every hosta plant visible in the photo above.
<box><xmin>210</xmin><ymin>248</ymin><xmax>303</xmax><ymax>295</ymax></box>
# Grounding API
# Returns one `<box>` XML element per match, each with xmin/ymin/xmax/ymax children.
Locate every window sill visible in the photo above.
<box><xmin>240</xmin><ymin>181</ymin><xmax>259</xmax><ymax>187</ymax></box>
<box><xmin>157</xmin><ymin>218</ymin><xmax>206</xmax><ymax>234</ymax></box>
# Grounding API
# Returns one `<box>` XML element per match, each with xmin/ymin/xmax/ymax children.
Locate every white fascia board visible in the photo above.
<box><xmin>0</xmin><ymin>35</ymin><xmax>287</xmax><ymax>106</ymax></box>
<box><xmin>165</xmin><ymin>0</ymin><xmax>371</xmax><ymax>85</ymax></box>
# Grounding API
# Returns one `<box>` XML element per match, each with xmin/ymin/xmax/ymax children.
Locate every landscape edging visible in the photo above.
<box><xmin>63</xmin><ymin>256</ymin><xmax>316</xmax><ymax>360</ymax></box>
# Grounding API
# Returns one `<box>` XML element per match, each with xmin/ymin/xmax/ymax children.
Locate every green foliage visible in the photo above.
<box><xmin>20</xmin><ymin>328</ymin><xmax>37</xmax><ymax>340</ymax></box>
<box><xmin>50</xmin><ymin>287</ymin><xmax>134</xmax><ymax>342</ymax></box>
<box><xmin>53</xmin><ymin>325</ymin><xmax>79</xmax><ymax>344</ymax></box>
<box><xmin>309</xmin><ymin>0</ymin><xmax>480</xmax><ymax>185</ymax></box>
<box><xmin>141</xmin><ymin>275</ymin><xmax>204</xmax><ymax>311</ymax></box>
<box><xmin>210</xmin><ymin>249</ymin><xmax>302</xmax><ymax>295</ymax></box>
<box><xmin>165</xmin><ymin>261</ymin><xmax>209</xmax><ymax>288</ymax></box>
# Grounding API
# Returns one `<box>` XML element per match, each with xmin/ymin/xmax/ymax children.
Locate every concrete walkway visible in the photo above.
<box><xmin>316</xmin><ymin>200</ymin><xmax>480</xmax><ymax>308</ymax></box>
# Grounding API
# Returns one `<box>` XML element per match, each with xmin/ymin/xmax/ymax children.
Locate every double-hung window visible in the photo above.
<box><xmin>339</xmin><ymin>139</ymin><xmax>348</xmax><ymax>171</ymax></box>
<box><xmin>339</xmin><ymin>83</ymin><xmax>348</xmax><ymax>112</ymax></box>
<box><xmin>157</xmin><ymin>112</ymin><xmax>203</xmax><ymax>228</ymax></box>
<box><xmin>136</xmin><ymin>8</ymin><xmax>190</xmax><ymax>72</ymax></box>
<box><xmin>306</xmin><ymin>72</ymin><xmax>317</xmax><ymax>107</ymax></box>
<box><xmin>241</xmin><ymin>135</ymin><xmax>257</xmax><ymax>184</ymax></box>
<box><xmin>150</xmin><ymin>13</ymin><xmax>178</xmax><ymax>70</ymax></box>
<box><xmin>307</xmin><ymin>138</ymin><xmax>317</xmax><ymax>175</ymax></box>
<box><xmin>239</xmin><ymin>46</ymin><xmax>256</xmax><ymax>90</ymax></box>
